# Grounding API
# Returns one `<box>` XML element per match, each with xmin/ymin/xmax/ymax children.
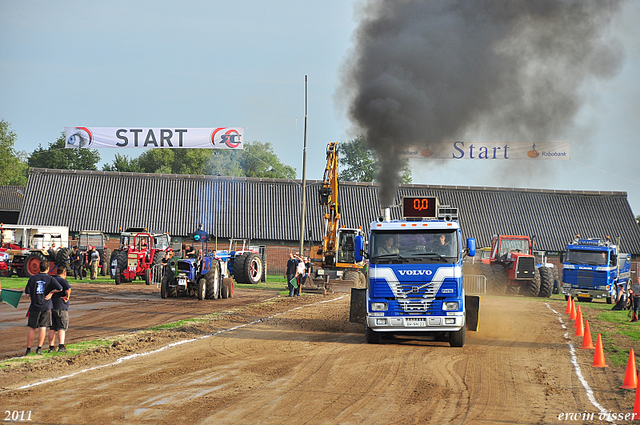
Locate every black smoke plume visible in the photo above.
<box><xmin>341</xmin><ymin>0</ymin><xmax>626</xmax><ymax>207</ymax></box>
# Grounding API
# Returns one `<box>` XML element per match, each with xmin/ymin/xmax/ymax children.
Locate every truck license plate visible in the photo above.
<box><xmin>406</xmin><ymin>320</ymin><xmax>426</xmax><ymax>327</ymax></box>
<box><xmin>577</xmin><ymin>293</ymin><xmax>590</xmax><ymax>298</ymax></box>
<box><xmin>178</xmin><ymin>278</ymin><xmax>187</xmax><ymax>287</ymax></box>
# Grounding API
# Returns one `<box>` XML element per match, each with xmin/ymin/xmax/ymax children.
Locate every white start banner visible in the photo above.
<box><xmin>64</xmin><ymin>127</ymin><xmax>245</xmax><ymax>150</ymax></box>
<box><xmin>400</xmin><ymin>141</ymin><xmax>571</xmax><ymax>160</ymax></box>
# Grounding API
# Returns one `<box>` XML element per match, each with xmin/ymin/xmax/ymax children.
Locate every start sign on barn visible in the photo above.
<box><xmin>64</xmin><ymin>127</ymin><xmax>244</xmax><ymax>150</ymax></box>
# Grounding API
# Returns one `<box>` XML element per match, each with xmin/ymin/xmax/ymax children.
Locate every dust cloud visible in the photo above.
<box><xmin>341</xmin><ymin>0</ymin><xmax>626</xmax><ymax>206</ymax></box>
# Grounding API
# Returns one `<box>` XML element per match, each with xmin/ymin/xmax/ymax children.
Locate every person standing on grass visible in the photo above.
<box><xmin>24</xmin><ymin>260</ymin><xmax>62</xmax><ymax>355</ymax></box>
<box><xmin>631</xmin><ymin>276</ymin><xmax>640</xmax><ymax>322</ymax></box>
<box><xmin>295</xmin><ymin>255</ymin><xmax>306</xmax><ymax>296</ymax></box>
<box><xmin>48</xmin><ymin>266</ymin><xmax>72</xmax><ymax>352</ymax></box>
<box><xmin>89</xmin><ymin>247</ymin><xmax>100</xmax><ymax>280</ymax></box>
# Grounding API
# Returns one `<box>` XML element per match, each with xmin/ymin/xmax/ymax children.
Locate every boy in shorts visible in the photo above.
<box><xmin>24</xmin><ymin>260</ymin><xmax>62</xmax><ymax>355</ymax></box>
<box><xmin>48</xmin><ymin>266</ymin><xmax>72</xmax><ymax>352</ymax></box>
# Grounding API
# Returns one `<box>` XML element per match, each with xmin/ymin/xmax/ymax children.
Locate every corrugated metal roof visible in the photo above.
<box><xmin>17</xmin><ymin>168</ymin><xmax>640</xmax><ymax>254</ymax></box>
<box><xmin>0</xmin><ymin>185</ymin><xmax>25</xmax><ymax>212</ymax></box>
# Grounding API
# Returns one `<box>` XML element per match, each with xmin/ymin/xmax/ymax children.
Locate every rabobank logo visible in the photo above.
<box><xmin>66</xmin><ymin>127</ymin><xmax>92</xmax><ymax>147</ymax></box>
<box><xmin>211</xmin><ymin>127</ymin><xmax>242</xmax><ymax>149</ymax></box>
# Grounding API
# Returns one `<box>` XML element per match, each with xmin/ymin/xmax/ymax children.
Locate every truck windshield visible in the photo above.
<box><xmin>565</xmin><ymin>249</ymin><xmax>608</xmax><ymax>266</ymax></box>
<box><xmin>370</xmin><ymin>230</ymin><xmax>458</xmax><ymax>264</ymax></box>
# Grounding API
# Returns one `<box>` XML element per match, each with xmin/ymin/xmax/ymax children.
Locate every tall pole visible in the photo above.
<box><xmin>299</xmin><ymin>75</ymin><xmax>308</xmax><ymax>256</ymax></box>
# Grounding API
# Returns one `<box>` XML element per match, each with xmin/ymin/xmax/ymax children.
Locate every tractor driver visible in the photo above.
<box><xmin>184</xmin><ymin>244</ymin><xmax>196</xmax><ymax>259</ymax></box>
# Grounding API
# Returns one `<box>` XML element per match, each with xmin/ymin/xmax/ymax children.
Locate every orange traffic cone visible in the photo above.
<box><xmin>570</xmin><ymin>299</ymin><xmax>577</xmax><ymax>320</ymax></box>
<box><xmin>620</xmin><ymin>349</ymin><xmax>638</xmax><ymax>389</ymax></box>
<box><xmin>575</xmin><ymin>310</ymin><xmax>584</xmax><ymax>337</ymax></box>
<box><xmin>565</xmin><ymin>296</ymin><xmax>572</xmax><ymax>314</ymax></box>
<box><xmin>575</xmin><ymin>306</ymin><xmax>582</xmax><ymax>328</ymax></box>
<box><xmin>592</xmin><ymin>334</ymin><xmax>608</xmax><ymax>367</ymax></box>
<box><xmin>581</xmin><ymin>320</ymin><xmax>595</xmax><ymax>349</ymax></box>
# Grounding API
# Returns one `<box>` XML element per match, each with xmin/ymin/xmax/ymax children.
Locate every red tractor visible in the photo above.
<box><xmin>110</xmin><ymin>229</ymin><xmax>170</xmax><ymax>285</ymax></box>
<box><xmin>480</xmin><ymin>235</ymin><xmax>552</xmax><ymax>297</ymax></box>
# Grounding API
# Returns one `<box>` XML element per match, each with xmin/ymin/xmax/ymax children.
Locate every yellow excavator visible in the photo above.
<box><xmin>311</xmin><ymin>142</ymin><xmax>367</xmax><ymax>289</ymax></box>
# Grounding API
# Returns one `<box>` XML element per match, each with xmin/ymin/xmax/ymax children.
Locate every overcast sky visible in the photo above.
<box><xmin>1</xmin><ymin>0</ymin><xmax>639</xmax><ymax>216</ymax></box>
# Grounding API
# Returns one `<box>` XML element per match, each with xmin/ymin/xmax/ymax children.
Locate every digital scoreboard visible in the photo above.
<box><xmin>402</xmin><ymin>196</ymin><xmax>438</xmax><ymax>218</ymax></box>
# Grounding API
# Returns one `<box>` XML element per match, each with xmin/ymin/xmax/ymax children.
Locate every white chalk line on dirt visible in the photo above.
<box><xmin>546</xmin><ymin>303</ymin><xmax>616</xmax><ymax>424</ymax></box>
<box><xmin>3</xmin><ymin>295</ymin><xmax>348</xmax><ymax>394</ymax></box>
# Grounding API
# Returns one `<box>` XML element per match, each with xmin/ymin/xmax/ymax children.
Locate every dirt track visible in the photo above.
<box><xmin>0</xmin><ymin>288</ymin><xmax>637</xmax><ymax>424</ymax></box>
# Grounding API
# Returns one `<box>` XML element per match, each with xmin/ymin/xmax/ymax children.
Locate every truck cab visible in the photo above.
<box><xmin>562</xmin><ymin>237</ymin><xmax>631</xmax><ymax>303</ymax></box>
<box><xmin>361</xmin><ymin>197</ymin><xmax>478</xmax><ymax>347</ymax></box>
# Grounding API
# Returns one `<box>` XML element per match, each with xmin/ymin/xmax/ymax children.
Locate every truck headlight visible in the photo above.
<box><xmin>443</xmin><ymin>302</ymin><xmax>459</xmax><ymax>310</ymax></box>
<box><xmin>598</xmin><ymin>286</ymin><xmax>608</xmax><ymax>291</ymax></box>
<box><xmin>371</xmin><ymin>302</ymin><xmax>388</xmax><ymax>311</ymax></box>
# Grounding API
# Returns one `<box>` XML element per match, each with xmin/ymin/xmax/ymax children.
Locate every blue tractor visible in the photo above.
<box><xmin>161</xmin><ymin>229</ymin><xmax>229</xmax><ymax>300</ymax></box>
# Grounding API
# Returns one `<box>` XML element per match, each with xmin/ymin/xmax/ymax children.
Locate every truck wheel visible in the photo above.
<box><xmin>538</xmin><ymin>267</ymin><xmax>553</xmax><ymax>298</ymax></box>
<box><xmin>449</xmin><ymin>326</ymin><xmax>466</xmax><ymax>347</ymax></box>
<box><xmin>365</xmin><ymin>324</ymin><xmax>381</xmax><ymax>344</ymax></box>
<box><xmin>160</xmin><ymin>276</ymin><xmax>168</xmax><ymax>299</ymax></box>
<box><xmin>233</xmin><ymin>254</ymin><xmax>247</xmax><ymax>283</ymax></box>
<box><xmin>243</xmin><ymin>253</ymin><xmax>263</xmax><ymax>284</ymax></box>
<box><xmin>24</xmin><ymin>252</ymin><xmax>47</xmax><ymax>277</ymax></box>
<box><xmin>115</xmin><ymin>267</ymin><xmax>122</xmax><ymax>285</ymax></box>
<box><xmin>522</xmin><ymin>268</ymin><xmax>541</xmax><ymax>297</ymax></box>
<box><xmin>145</xmin><ymin>268</ymin><xmax>151</xmax><ymax>285</ymax></box>
<box><xmin>206</xmin><ymin>260</ymin><xmax>221</xmax><ymax>299</ymax></box>
<box><xmin>198</xmin><ymin>278</ymin><xmax>207</xmax><ymax>300</ymax></box>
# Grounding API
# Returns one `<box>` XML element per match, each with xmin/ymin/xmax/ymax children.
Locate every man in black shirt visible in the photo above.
<box><xmin>285</xmin><ymin>253</ymin><xmax>298</xmax><ymax>297</ymax></box>
<box><xmin>48</xmin><ymin>266</ymin><xmax>72</xmax><ymax>352</ymax></box>
<box><xmin>24</xmin><ymin>260</ymin><xmax>62</xmax><ymax>355</ymax></box>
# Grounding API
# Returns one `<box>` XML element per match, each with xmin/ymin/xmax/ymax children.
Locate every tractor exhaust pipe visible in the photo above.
<box><xmin>380</xmin><ymin>207</ymin><xmax>391</xmax><ymax>222</ymax></box>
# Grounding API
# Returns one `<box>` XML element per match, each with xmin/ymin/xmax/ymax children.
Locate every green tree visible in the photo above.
<box><xmin>100</xmin><ymin>140</ymin><xmax>295</xmax><ymax>178</ymax></box>
<box><xmin>0</xmin><ymin>120</ymin><xmax>28</xmax><ymax>185</ymax></box>
<box><xmin>241</xmin><ymin>141</ymin><xmax>296</xmax><ymax>179</ymax></box>
<box><xmin>28</xmin><ymin>133</ymin><xmax>101</xmax><ymax>170</ymax></box>
<box><xmin>339</xmin><ymin>136</ymin><xmax>412</xmax><ymax>184</ymax></box>
<box><xmin>102</xmin><ymin>153</ymin><xmax>143</xmax><ymax>173</ymax></box>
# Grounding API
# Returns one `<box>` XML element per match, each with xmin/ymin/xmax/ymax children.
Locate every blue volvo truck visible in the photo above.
<box><xmin>352</xmin><ymin>197</ymin><xmax>479</xmax><ymax>347</ymax></box>
<box><xmin>561</xmin><ymin>237</ymin><xmax>631</xmax><ymax>303</ymax></box>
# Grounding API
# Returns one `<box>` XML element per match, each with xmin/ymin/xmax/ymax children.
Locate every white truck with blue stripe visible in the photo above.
<box><xmin>353</xmin><ymin>197</ymin><xmax>479</xmax><ymax>347</ymax></box>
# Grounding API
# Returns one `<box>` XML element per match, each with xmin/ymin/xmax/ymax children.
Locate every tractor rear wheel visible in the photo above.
<box><xmin>198</xmin><ymin>278</ymin><xmax>207</xmax><ymax>300</ymax></box>
<box><xmin>109</xmin><ymin>251</ymin><xmax>118</xmax><ymax>279</ymax></box>
<box><xmin>538</xmin><ymin>267</ymin><xmax>553</xmax><ymax>298</ymax></box>
<box><xmin>24</xmin><ymin>252</ymin><xmax>47</xmax><ymax>277</ymax></box>
<box><xmin>243</xmin><ymin>253</ymin><xmax>263</xmax><ymax>284</ymax></box>
<box><xmin>232</xmin><ymin>254</ymin><xmax>247</xmax><ymax>283</ymax></box>
<box><xmin>478</xmin><ymin>264</ymin><xmax>495</xmax><ymax>294</ymax></box>
<box><xmin>115</xmin><ymin>267</ymin><xmax>122</xmax><ymax>285</ymax></box>
<box><xmin>261</xmin><ymin>254</ymin><xmax>267</xmax><ymax>282</ymax></box>
<box><xmin>56</xmin><ymin>247</ymin><xmax>73</xmax><ymax>271</ymax></box>
<box><xmin>490</xmin><ymin>264</ymin><xmax>508</xmax><ymax>294</ymax></box>
<box><xmin>145</xmin><ymin>268</ymin><xmax>151</xmax><ymax>285</ymax></box>
<box><xmin>206</xmin><ymin>260</ymin><xmax>221</xmax><ymax>299</ymax></box>
<box><xmin>522</xmin><ymin>268</ymin><xmax>541</xmax><ymax>297</ymax></box>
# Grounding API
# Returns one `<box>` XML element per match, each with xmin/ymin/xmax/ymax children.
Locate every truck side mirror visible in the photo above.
<box><xmin>354</xmin><ymin>235</ymin><xmax>364</xmax><ymax>262</ymax></box>
<box><xmin>466</xmin><ymin>238</ymin><xmax>476</xmax><ymax>257</ymax></box>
